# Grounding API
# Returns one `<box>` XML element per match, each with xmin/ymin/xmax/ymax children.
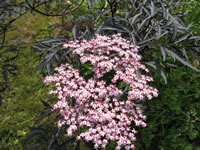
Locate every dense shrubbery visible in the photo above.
<box><xmin>135</xmin><ymin>67</ymin><xmax>200</xmax><ymax>150</ymax></box>
<box><xmin>0</xmin><ymin>0</ymin><xmax>200</xmax><ymax>150</ymax></box>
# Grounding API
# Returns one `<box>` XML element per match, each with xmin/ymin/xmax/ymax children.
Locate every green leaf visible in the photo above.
<box><xmin>183</xmin><ymin>144</ymin><xmax>193</xmax><ymax>150</ymax></box>
<box><xmin>106</xmin><ymin>141</ymin><xmax>117</xmax><ymax>150</ymax></box>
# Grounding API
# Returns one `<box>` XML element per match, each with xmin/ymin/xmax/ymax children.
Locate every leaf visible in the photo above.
<box><xmin>165</xmin><ymin>48</ymin><xmax>200</xmax><ymax>71</ymax></box>
<box><xmin>157</xmin><ymin>25</ymin><xmax>161</xmax><ymax>39</ymax></box>
<box><xmin>130</xmin><ymin>12</ymin><xmax>142</xmax><ymax>25</ymax></box>
<box><xmin>17</xmin><ymin>130</ymin><xmax>26</xmax><ymax>136</ymax></box>
<box><xmin>117</xmin><ymin>24</ymin><xmax>130</xmax><ymax>33</ymax></box>
<box><xmin>130</xmin><ymin>32</ymin><xmax>137</xmax><ymax>45</ymax></box>
<box><xmin>171</xmin><ymin>23</ymin><xmax>177</xmax><ymax>42</ymax></box>
<box><xmin>189</xmin><ymin>36</ymin><xmax>200</xmax><ymax>40</ymax></box>
<box><xmin>86</xmin><ymin>26</ymin><xmax>93</xmax><ymax>37</ymax></box>
<box><xmin>72</xmin><ymin>24</ymin><xmax>78</xmax><ymax>40</ymax></box>
<box><xmin>96</xmin><ymin>22</ymin><xmax>104</xmax><ymax>34</ymax></box>
<box><xmin>70</xmin><ymin>97</ymin><xmax>76</xmax><ymax>107</ymax></box>
<box><xmin>82</xmin><ymin>140</ymin><xmax>94</xmax><ymax>150</ymax></box>
<box><xmin>165</xmin><ymin>63</ymin><xmax>177</xmax><ymax>67</ymax></box>
<box><xmin>54</xmin><ymin>53</ymin><xmax>60</xmax><ymax>62</ymax></box>
<box><xmin>25</xmin><ymin>133</ymin><xmax>44</xmax><ymax>144</ymax></box>
<box><xmin>150</xmin><ymin>1</ymin><xmax>155</xmax><ymax>17</ymax></box>
<box><xmin>47</xmin><ymin>63</ymin><xmax>52</xmax><ymax>75</ymax></box>
<box><xmin>125</xmin><ymin>9</ymin><xmax>133</xmax><ymax>19</ymax></box>
<box><xmin>102</xmin><ymin>26</ymin><xmax>125</xmax><ymax>32</ymax></box>
<box><xmin>41</xmin><ymin>99</ymin><xmax>52</xmax><ymax>109</ymax></box>
<box><xmin>160</xmin><ymin>1</ymin><xmax>166</xmax><ymax>18</ymax></box>
<box><xmin>75</xmin><ymin>141</ymin><xmax>80</xmax><ymax>150</ymax></box>
<box><xmin>138</xmin><ymin>16</ymin><xmax>150</xmax><ymax>31</ymax></box>
<box><xmin>143</xmin><ymin>0</ymin><xmax>147</xmax><ymax>5</ymax></box>
<box><xmin>138</xmin><ymin>37</ymin><xmax>155</xmax><ymax>46</ymax></box>
<box><xmin>30</xmin><ymin>127</ymin><xmax>47</xmax><ymax>135</ymax></box>
<box><xmin>48</xmin><ymin>115</ymin><xmax>64</xmax><ymax>126</ymax></box>
<box><xmin>87</xmin><ymin>0</ymin><xmax>93</xmax><ymax>9</ymax></box>
<box><xmin>182</xmin><ymin>47</ymin><xmax>189</xmax><ymax>62</ymax></box>
<box><xmin>145</xmin><ymin>62</ymin><xmax>167</xmax><ymax>84</ymax></box>
<box><xmin>37</xmin><ymin>60</ymin><xmax>46</xmax><ymax>71</ymax></box>
<box><xmin>48</xmin><ymin>135</ymin><xmax>59</xmax><ymax>150</ymax></box>
<box><xmin>24</xmin><ymin>143</ymin><xmax>42</xmax><ymax>150</ymax></box>
<box><xmin>3</xmin><ymin>51</ymin><xmax>20</xmax><ymax>63</ymax></box>
<box><xmin>34</xmin><ymin>110</ymin><xmax>52</xmax><ymax>126</ymax></box>
<box><xmin>45</xmin><ymin>52</ymin><xmax>54</xmax><ymax>63</ymax></box>
<box><xmin>160</xmin><ymin>69</ymin><xmax>167</xmax><ymax>84</ymax></box>
<box><xmin>174</xmin><ymin>33</ymin><xmax>190</xmax><ymax>44</ymax></box>
<box><xmin>0</xmin><ymin>95</ymin><xmax>2</xmax><ymax>107</ymax></box>
<box><xmin>3</xmin><ymin>70</ymin><xmax>8</xmax><ymax>82</ymax></box>
<box><xmin>60</xmin><ymin>137</ymin><xmax>76</xmax><ymax>148</ymax></box>
<box><xmin>142</xmin><ymin>6</ymin><xmax>150</xmax><ymax>16</ymax></box>
<box><xmin>118</xmin><ymin>85</ymin><xmax>129</xmax><ymax>99</ymax></box>
<box><xmin>62</xmin><ymin>52</ymin><xmax>71</xmax><ymax>63</ymax></box>
<box><xmin>114</xmin><ymin>15</ymin><xmax>129</xmax><ymax>23</ymax></box>
<box><xmin>75</xmin><ymin>54</ymin><xmax>81</xmax><ymax>67</ymax></box>
<box><xmin>159</xmin><ymin>45</ymin><xmax>166</xmax><ymax>61</ymax></box>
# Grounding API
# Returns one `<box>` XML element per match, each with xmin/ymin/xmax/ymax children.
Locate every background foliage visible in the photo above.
<box><xmin>0</xmin><ymin>0</ymin><xmax>200</xmax><ymax>150</ymax></box>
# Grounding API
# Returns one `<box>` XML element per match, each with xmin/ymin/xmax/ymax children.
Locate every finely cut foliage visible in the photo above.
<box><xmin>44</xmin><ymin>34</ymin><xmax>158</xmax><ymax>150</ymax></box>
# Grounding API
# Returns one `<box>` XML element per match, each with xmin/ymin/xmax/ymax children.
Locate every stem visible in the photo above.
<box><xmin>94</xmin><ymin>0</ymin><xmax>108</xmax><ymax>23</ymax></box>
<box><xmin>107</xmin><ymin>0</ymin><xmax>117</xmax><ymax>25</ymax></box>
<box><xmin>25</xmin><ymin>0</ymin><xmax>85</xmax><ymax>16</ymax></box>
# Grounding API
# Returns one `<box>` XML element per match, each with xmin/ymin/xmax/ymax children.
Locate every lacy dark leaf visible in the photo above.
<box><xmin>182</xmin><ymin>47</ymin><xmax>189</xmax><ymax>62</ymax></box>
<box><xmin>82</xmin><ymin>139</ymin><xmax>94</xmax><ymax>150</ymax></box>
<box><xmin>87</xmin><ymin>0</ymin><xmax>93</xmax><ymax>10</ymax></box>
<box><xmin>48</xmin><ymin>135</ymin><xmax>59</xmax><ymax>150</ymax></box>
<box><xmin>189</xmin><ymin>36</ymin><xmax>200</xmax><ymax>40</ymax></box>
<box><xmin>98</xmin><ymin>0</ymin><xmax>200</xmax><ymax>82</ymax></box>
<box><xmin>130</xmin><ymin>12</ymin><xmax>143</xmax><ymax>25</ymax></box>
<box><xmin>48</xmin><ymin>115</ymin><xmax>64</xmax><ymax>126</ymax></box>
<box><xmin>159</xmin><ymin>45</ymin><xmax>166</xmax><ymax>61</ymax></box>
<box><xmin>157</xmin><ymin>25</ymin><xmax>161</xmax><ymax>39</ymax></box>
<box><xmin>171</xmin><ymin>23</ymin><xmax>178</xmax><ymax>42</ymax></box>
<box><xmin>60</xmin><ymin>137</ymin><xmax>76</xmax><ymax>149</ymax></box>
<box><xmin>145</xmin><ymin>61</ymin><xmax>167</xmax><ymax>84</ymax></box>
<box><xmin>32</xmin><ymin>38</ymin><xmax>68</xmax><ymax>74</ymax></box>
<box><xmin>34</xmin><ymin>110</ymin><xmax>52</xmax><ymax>126</ymax></box>
<box><xmin>165</xmin><ymin>48</ymin><xmax>199</xmax><ymax>71</ymax></box>
<box><xmin>75</xmin><ymin>141</ymin><xmax>80</xmax><ymax>150</ymax></box>
<box><xmin>25</xmin><ymin>132</ymin><xmax>45</xmax><ymax>144</ymax></box>
<box><xmin>175</xmin><ymin>33</ymin><xmax>191</xmax><ymax>44</ymax></box>
<box><xmin>30</xmin><ymin>127</ymin><xmax>48</xmax><ymax>135</ymax></box>
<box><xmin>41</xmin><ymin>99</ymin><xmax>52</xmax><ymax>109</ymax></box>
<box><xmin>0</xmin><ymin>95</ymin><xmax>2</xmax><ymax>107</ymax></box>
<box><xmin>72</xmin><ymin>24</ymin><xmax>78</xmax><ymax>40</ymax></box>
<box><xmin>24</xmin><ymin>143</ymin><xmax>42</xmax><ymax>150</ymax></box>
<box><xmin>95</xmin><ymin>22</ymin><xmax>104</xmax><ymax>34</ymax></box>
<box><xmin>138</xmin><ymin>37</ymin><xmax>155</xmax><ymax>47</ymax></box>
<box><xmin>102</xmin><ymin>26</ymin><xmax>126</xmax><ymax>32</ymax></box>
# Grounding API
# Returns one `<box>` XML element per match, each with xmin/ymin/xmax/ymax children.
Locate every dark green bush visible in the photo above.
<box><xmin>135</xmin><ymin>66</ymin><xmax>200</xmax><ymax>150</ymax></box>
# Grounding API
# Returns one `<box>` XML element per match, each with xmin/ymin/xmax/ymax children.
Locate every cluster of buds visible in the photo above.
<box><xmin>44</xmin><ymin>34</ymin><xmax>158</xmax><ymax>150</ymax></box>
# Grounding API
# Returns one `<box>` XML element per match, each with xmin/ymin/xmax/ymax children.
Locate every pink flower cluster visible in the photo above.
<box><xmin>44</xmin><ymin>34</ymin><xmax>158</xmax><ymax>150</ymax></box>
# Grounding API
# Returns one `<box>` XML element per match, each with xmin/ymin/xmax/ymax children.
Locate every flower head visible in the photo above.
<box><xmin>44</xmin><ymin>34</ymin><xmax>158</xmax><ymax>150</ymax></box>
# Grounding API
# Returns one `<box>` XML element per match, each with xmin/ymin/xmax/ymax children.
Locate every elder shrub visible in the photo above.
<box><xmin>44</xmin><ymin>34</ymin><xmax>158</xmax><ymax>150</ymax></box>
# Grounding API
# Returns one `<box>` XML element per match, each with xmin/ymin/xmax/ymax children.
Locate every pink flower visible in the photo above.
<box><xmin>44</xmin><ymin>34</ymin><xmax>158</xmax><ymax>150</ymax></box>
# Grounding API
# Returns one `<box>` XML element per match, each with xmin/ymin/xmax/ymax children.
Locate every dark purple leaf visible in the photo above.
<box><xmin>165</xmin><ymin>48</ymin><xmax>199</xmax><ymax>71</ymax></box>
